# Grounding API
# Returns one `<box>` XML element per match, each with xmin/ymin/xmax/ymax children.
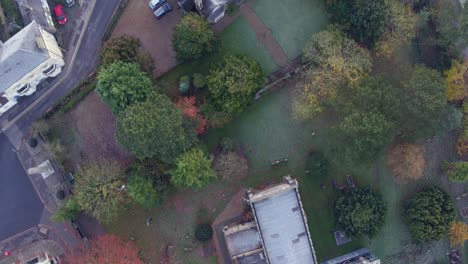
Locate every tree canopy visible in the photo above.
<box><xmin>207</xmin><ymin>54</ymin><xmax>264</xmax><ymax>115</ymax></box>
<box><xmin>171</xmin><ymin>148</ymin><xmax>216</xmax><ymax>189</ymax></box>
<box><xmin>100</xmin><ymin>35</ymin><xmax>140</xmax><ymax>66</ymax></box>
<box><xmin>405</xmin><ymin>186</ymin><xmax>456</xmax><ymax>242</ymax></box>
<box><xmin>97</xmin><ymin>61</ymin><xmax>153</xmax><ymax>113</ymax></box>
<box><xmin>293</xmin><ymin>27</ymin><xmax>372</xmax><ymax>120</ymax></box>
<box><xmin>335</xmin><ymin>187</ymin><xmax>386</xmax><ymax>238</ymax></box>
<box><xmin>399</xmin><ymin>65</ymin><xmax>446</xmax><ymax>139</ymax></box>
<box><xmin>445</xmin><ymin>60</ymin><xmax>467</xmax><ymax>102</ymax></box>
<box><xmin>66</xmin><ymin>234</ymin><xmax>143</xmax><ymax>264</ymax></box>
<box><xmin>450</xmin><ymin>221</ymin><xmax>468</xmax><ymax>247</ymax></box>
<box><xmin>443</xmin><ymin>161</ymin><xmax>468</xmax><ymax>183</ymax></box>
<box><xmin>348</xmin><ymin>0</ymin><xmax>388</xmax><ymax>47</ymax></box>
<box><xmin>74</xmin><ymin>160</ymin><xmax>127</xmax><ymax>224</ymax></box>
<box><xmin>172</xmin><ymin>13</ymin><xmax>218</xmax><ymax>61</ymax></box>
<box><xmin>116</xmin><ymin>93</ymin><xmax>197</xmax><ymax>163</ymax></box>
<box><xmin>127</xmin><ymin>174</ymin><xmax>159</xmax><ymax>209</ymax></box>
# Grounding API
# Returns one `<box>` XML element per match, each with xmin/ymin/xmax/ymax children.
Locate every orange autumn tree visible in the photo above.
<box><xmin>176</xmin><ymin>96</ymin><xmax>208</xmax><ymax>135</ymax></box>
<box><xmin>66</xmin><ymin>234</ymin><xmax>143</xmax><ymax>264</ymax></box>
<box><xmin>450</xmin><ymin>221</ymin><xmax>468</xmax><ymax>247</ymax></box>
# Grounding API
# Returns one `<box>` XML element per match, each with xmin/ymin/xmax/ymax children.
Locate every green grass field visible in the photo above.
<box><xmin>253</xmin><ymin>0</ymin><xmax>328</xmax><ymax>59</ymax></box>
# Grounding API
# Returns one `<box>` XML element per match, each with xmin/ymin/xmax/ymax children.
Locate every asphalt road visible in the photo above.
<box><xmin>0</xmin><ymin>0</ymin><xmax>120</xmax><ymax>133</ymax></box>
<box><xmin>0</xmin><ymin>134</ymin><xmax>44</xmax><ymax>241</ymax></box>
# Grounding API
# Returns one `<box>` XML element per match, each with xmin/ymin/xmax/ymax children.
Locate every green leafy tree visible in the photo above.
<box><xmin>74</xmin><ymin>160</ymin><xmax>127</xmax><ymax>224</ymax></box>
<box><xmin>294</xmin><ymin>27</ymin><xmax>371</xmax><ymax>120</ymax></box>
<box><xmin>100</xmin><ymin>35</ymin><xmax>140</xmax><ymax>66</ymax></box>
<box><xmin>443</xmin><ymin>161</ymin><xmax>468</xmax><ymax>183</ymax></box>
<box><xmin>349</xmin><ymin>0</ymin><xmax>388</xmax><ymax>47</ymax></box>
<box><xmin>405</xmin><ymin>186</ymin><xmax>456</xmax><ymax>242</ymax></box>
<box><xmin>171</xmin><ymin>148</ymin><xmax>216</xmax><ymax>189</ymax></box>
<box><xmin>172</xmin><ymin>13</ymin><xmax>218</xmax><ymax>60</ymax></box>
<box><xmin>53</xmin><ymin>197</ymin><xmax>81</xmax><ymax>222</ymax></box>
<box><xmin>399</xmin><ymin>65</ymin><xmax>446</xmax><ymax>139</ymax></box>
<box><xmin>116</xmin><ymin>93</ymin><xmax>197</xmax><ymax>163</ymax></box>
<box><xmin>207</xmin><ymin>54</ymin><xmax>264</xmax><ymax>115</ymax></box>
<box><xmin>127</xmin><ymin>174</ymin><xmax>159</xmax><ymax>209</ymax></box>
<box><xmin>335</xmin><ymin>187</ymin><xmax>386</xmax><ymax>237</ymax></box>
<box><xmin>97</xmin><ymin>62</ymin><xmax>153</xmax><ymax>113</ymax></box>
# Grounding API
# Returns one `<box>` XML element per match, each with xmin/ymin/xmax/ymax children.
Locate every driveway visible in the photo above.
<box><xmin>112</xmin><ymin>0</ymin><xmax>182</xmax><ymax>77</ymax></box>
<box><xmin>0</xmin><ymin>133</ymin><xmax>44</xmax><ymax>242</ymax></box>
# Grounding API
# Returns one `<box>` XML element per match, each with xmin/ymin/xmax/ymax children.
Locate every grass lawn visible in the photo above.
<box><xmin>253</xmin><ymin>0</ymin><xmax>328</xmax><ymax>59</ymax></box>
<box><xmin>157</xmin><ymin>15</ymin><xmax>278</xmax><ymax>97</ymax></box>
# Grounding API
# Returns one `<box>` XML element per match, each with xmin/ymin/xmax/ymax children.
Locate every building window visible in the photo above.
<box><xmin>17</xmin><ymin>84</ymin><xmax>30</xmax><ymax>94</ymax></box>
<box><xmin>43</xmin><ymin>64</ymin><xmax>56</xmax><ymax>75</ymax></box>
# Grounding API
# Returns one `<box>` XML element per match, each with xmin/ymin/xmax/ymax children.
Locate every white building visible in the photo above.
<box><xmin>0</xmin><ymin>20</ymin><xmax>64</xmax><ymax>116</ymax></box>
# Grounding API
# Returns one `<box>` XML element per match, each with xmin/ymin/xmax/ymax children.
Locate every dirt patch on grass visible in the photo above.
<box><xmin>69</xmin><ymin>91</ymin><xmax>133</xmax><ymax>166</ymax></box>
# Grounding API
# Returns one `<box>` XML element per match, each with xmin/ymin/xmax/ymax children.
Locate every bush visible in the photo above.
<box><xmin>170</xmin><ymin>148</ymin><xmax>216</xmax><ymax>189</ymax></box>
<box><xmin>443</xmin><ymin>161</ymin><xmax>468</xmax><ymax>182</ymax></box>
<box><xmin>195</xmin><ymin>223</ymin><xmax>213</xmax><ymax>242</ymax></box>
<box><xmin>307</xmin><ymin>152</ymin><xmax>328</xmax><ymax>179</ymax></box>
<box><xmin>387</xmin><ymin>144</ymin><xmax>425</xmax><ymax>183</ymax></box>
<box><xmin>53</xmin><ymin>198</ymin><xmax>81</xmax><ymax>222</ymax></box>
<box><xmin>127</xmin><ymin>174</ymin><xmax>159</xmax><ymax>209</ymax></box>
<box><xmin>404</xmin><ymin>186</ymin><xmax>456</xmax><ymax>242</ymax></box>
<box><xmin>179</xmin><ymin>75</ymin><xmax>190</xmax><ymax>94</ymax></box>
<box><xmin>56</xmin><ymin>190</ymin><xmax>65</xmax><ymax>200</ymax></box>
<box><xmin>220</xmin><ymin>137</ymin><xmax>236</xmax><ymax>153</ymax></box>
<box><xmin>226</xmin><ymin>2</ymin><xmax>239</xmax><ymax>16</ymax></box>
<box><xmin>192</xmin><ymin>73</ymin><xmax>206</xmax><ymax>89</ymax></box>
<box><xmin>28</xmin><ymin>138</ymin><xmax>38</xmax><ymax>148</ymax></box>
<box><xmin>213</xmin><ymin>151</ymin><xmax>248</xmax><ymax>181</ymax></box>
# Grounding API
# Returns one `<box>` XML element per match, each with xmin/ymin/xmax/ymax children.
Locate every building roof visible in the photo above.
<box><xmin>321</xmin><ymin>248</ymin><xmax>381</xmax><ymax>264</ymax></box>
<box><xmin>194</xmin><ymin>0</ymin><xmax>228</xmax><ymax>23</ymax></box>
<box><xmin>249</xmin><ymin>179</ymin><xmax>317</xmax><ymax>264</ymax></box>
<box><xmin>16</xmin><ymin>0</ymin><xmax>56</xmax><ymax>33</ymax></box>
<box><xmin>0</xmin><ymin>21</ymin><xmax>49</xmax><ymax>93</ymax></box>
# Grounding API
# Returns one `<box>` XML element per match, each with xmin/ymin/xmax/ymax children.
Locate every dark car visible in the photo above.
<box><xmin>153</xmin><ymin>3</ymin><xmax>172</xmax><ymax>19</ymax></box>
<box><xmin>53</xmin><ymin>4</ymin><xmax>67</xmax><ymax>25</ymax></box>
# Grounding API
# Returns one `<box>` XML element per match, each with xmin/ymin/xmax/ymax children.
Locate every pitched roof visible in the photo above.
<box><xmin>250</xmin><ymin>183</ymin><xmax>317</xmax><ymax>264</ymax></box>
<box><xmin>0</xmin><ymin>21</ymin><xmax>49</xmax><ymax>93</ymax></box>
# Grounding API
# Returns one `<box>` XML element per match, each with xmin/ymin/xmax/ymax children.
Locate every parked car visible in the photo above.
<box><xmin>153</xmin><ymin>3</ymin><xmax>172</xmax><ymax>19</ymax></box>
<box><xmin>66</xmin><ymin>0</ymin><xmax>75</xmax><ymax>7</ymax></box>
<box><xmin>149</xmin><ymin>0</ymin><xmax>165</xmax><ymax>10</ymax></box>
<box><xmin>53</xmin><ymin>5</ymin><xmax>67</xmax><ymax>25</ymax></box>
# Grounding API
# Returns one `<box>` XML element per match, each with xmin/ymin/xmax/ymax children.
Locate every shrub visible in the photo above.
<box><xmin>28</xmin><ymin>138</ymin><xmax>38</xmax><ymax>148</ymax></box>
<box><xmin>179</xmin><ymin>75</ymin><xmax>190</xmax><ymax>94</ymax></box>
<box><xmin>220</xmin><ymin>137</ymin><xmax>236</xmax><ymax>153</ymax></box>
<box><xmin>213</xmin><ymin>151</ymin><xmax>248</xmax><ymax>181</ymax></box>
<box><xmin>171</xmin><ymin>148</ymin><xmax>216</xmax><ymax>189</ymax></box>
<box><xmin>449</xmin><ymin>221</ymin><xmax>468</xmax><ymax>247</ymax></box>
<box><xmin>192</xmin><ymin>73</ymin><xmax>206</xmax><ymax>89</ymax></box>
<box><xmin>443</xmin><ymin>161</ymin><xmax>468</xmax><ymax>182</ymax></box>
<box><xmin>307</xmin><ymin>152</ymin><xmax>328</xmax><ymax>179</ymax></box>
<box><xmin>195</xmin><ymin>223</ymin><xmax>213</xmax><ymax>242</ymax></box>
<box><xmin>56</xmin><ymin>190</ymin><xmax>65</xmax><ymax>200</ymax></box>
<box><xmin>127</xmin><ymin>174</ymin><xmax>159</xmax><ymax>209</ymax></box>
<box><xmin>226</xmin><ymin>2</ymin><xmax>239</xmax><ymax>16</ymax></box>
<box><xmin>53</xmin><ymin>198</ymin><xmax>81</xmax><ymax>222</ymax></box>
<box><xmin>445</xmin><ymin>60</ymin><xmax>467</xmax><ymax>102</ymax></box>
<box><xmin>387</xmin><ymin>144</ymin><xmax>425</xmax><ymax>183</ymax></box>
<box><xmin>404</xmin><ymin>186</ymin><xmax>456</xmax><ymax>242</ymax></box>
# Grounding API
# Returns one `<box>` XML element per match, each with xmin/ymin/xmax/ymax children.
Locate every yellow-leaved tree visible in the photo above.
<box><xmin>445</xmin><ymin>60</ymin><xmax>467</xmax><ymax>102</ymax></box>
<box><xmin>449</xmin><ymin>221</ymin><xmax>468</xmax><ymax>247</ymax></box>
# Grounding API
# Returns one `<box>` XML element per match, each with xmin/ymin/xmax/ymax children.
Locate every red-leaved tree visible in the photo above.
<box><xmin>176</xmin><ymin>96</ymin><xmax>208</xmax><ymax>134</ymax></box>
<box><xmin>66</xmin><ymin>234</ymin><xmax>143</xmax><ymax>264</ymax></box>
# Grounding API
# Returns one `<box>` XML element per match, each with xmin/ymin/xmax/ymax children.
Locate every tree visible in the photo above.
<box><xmin>294</xmin><ymin>27</ymin><xmax>372</xmax><ymax>120</ymax></box>
<box><xmin>334</xmin><ymin>187</ymin><xmax>386</xmax><ymax>238</ymax></box>
<box><xmin>445</xmin><ymin>60</ymin><xmax>467</xmax><ymax>102</ymax></box>
<box><xmin>53</xmin><ymin>197</ymin><xmax>81</xmax><ymax>222</ymax></box>
<box><xmin>443</xmin><ymin>161</ymin><xmax>468</xmax><ymax>183</ymax></box>
<box><xmin>100</xmin><ymin>35</ymin><xmax>140</xmax><ymax>67</ymax></box>
<box><xmin>66</xmin><ymin>234</ymin><xmax>143</xmax><ymax>264</ymax></box>
<box><xmin>171</xmin><ymin>148</ymin><xmax>216</xmax><ymax>189</ymax></box>
<box><xmin>399</xmin><ymin>65</ymin><xmax>446</xmax><ymax>139</ymax></box>
<box><xmin>100</xmin><ymin>35</ymin><xmax>155</xmax><ymax>75</ymax></box>
<box><xmin>207</xmin><ymin>54</ymin><xmax>265</xmax><ymax>115</ymax></box>
<box><xmin>374</xmin><ymin>0</ymin><xmax>417</xmax><ymax>58</ymax></box>
<box><xmin>97</xmin><ymin>62</ymin><xmax>153</xmax><ymax>113</ymax></box>
<box><xmin>449</xmin><ymin>221</ymin><xmax>468</xmax><ymax>247</ymax></box>
<box><xmin>387</xmin><ymin>144</ymin><xmax>425</xmax><ymax>183</ymax></box>
<box><xmin>213</xmin><ymin>151</ymin><xmax>248</xmax><ymax>181</ymax></box>
<box><xmin>172</xmin><ymin>13</ymin><xmax>218</xmax><ymax>60</ymax></box>
<box><xmin>127</xmin><ymin>174</ymin><xmax>159</xmax><ymax>209</ymax></box>
<box><xmin>348</xmin><ymin>0</ymin><xmax>388</xmax><ymax>47</ymax></box>
<box><xmin>405</xmin><ymin>186</ymin><xmax>456</xmax><ymax>242</ymax></box>
<box><xmin>116</xmin><ymin>93</ymin><xmax>197</xmax><ymax>163</ymax></box>
<box><xmin>195</xmin><ymin>223</ymin><xmax>213</xmax><ymax>242</ymax></box>
<box><xmin>176</xmin><ymin>97</ymin><xmax>208</xmax><ymax>135</ymax></box>
<box><xmin>74</xmin><ymin>160</ymin><xmax>127</xmax><ymax>224</ymax></box>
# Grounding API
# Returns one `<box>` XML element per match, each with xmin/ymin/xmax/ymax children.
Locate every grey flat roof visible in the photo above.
<box><xmin>225</xmin><ymin>227</ymin><xmax>263</xmax><ymax>256</ymax></box>
<box><xmin>252</xmin><ymin>188</ymin><xmax>316</xmax><ymax>264</ymax></box>
<box><xmin>0</xmin><ymin>21</ymin><xmax>48</xmax><ymax>93</ymax></box>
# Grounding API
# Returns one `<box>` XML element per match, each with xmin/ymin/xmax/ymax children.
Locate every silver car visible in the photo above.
<box><xmin>149</xmin><ymin>0</ymin><xmax>165</xmax><ymax>10</ymax></box>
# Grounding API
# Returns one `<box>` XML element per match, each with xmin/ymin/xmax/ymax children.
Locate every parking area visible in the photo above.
<box><xmin>112</xmin><ymin>0</ymin><xmax>182</xmax><ymax>77</ymax></box>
